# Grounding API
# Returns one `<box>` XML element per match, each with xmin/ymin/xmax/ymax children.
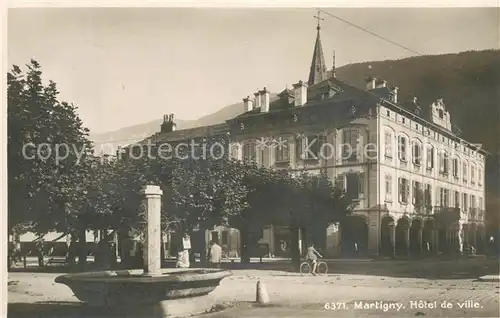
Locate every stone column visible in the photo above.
<box><xmin>463</xmin><ymin>226</ymin><xmax>469</xmax><ymax>251</ymax></box>
<box><xmin>141</xmin><ymin>185</ymin><xmax>163</xmax><ymax>276</ymax></box>
<box><xmin>417</xmin><ymin>228</ymin><xmax>423</xmax><ymax>256</ymax></box>
<box><xmin>432</xmin><ymin>229</ymin><xmax>439</xmax><ymax>255</ymax></box>
<box><xmin>368</xmin><ymin>221</ymin><xmax>380</xmax><ymax>257</ymax></box>
<box><xmin>403</xmin><ymin>227</ymin><xmax>410</xmax><ymax>257</ymax></box>
<box><xmin>389</xmin><ymin>223</ymin><xmax>396</xmax><ymax>258</ymax></box>
<box><xmin>471</xmin><ymin>229</ymin><xmax>477</xmax><ymax>249</ymax></box>
<box><xmin>457</xmin><ymin>224</ymin><xmax>464</xmax><ymax>254</ymax></box>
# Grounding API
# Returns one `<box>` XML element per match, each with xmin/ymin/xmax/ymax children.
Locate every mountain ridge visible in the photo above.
<box><xmin>89</xmin><ymin>49</ymin><xmax>500</xmax><ymax>229</ymax></box>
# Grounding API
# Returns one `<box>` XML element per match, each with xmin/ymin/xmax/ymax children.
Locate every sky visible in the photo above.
<box><xmin>7</xmin><ymin>8</ymin><xmax>499</xmax><ymax>134</ymax></box>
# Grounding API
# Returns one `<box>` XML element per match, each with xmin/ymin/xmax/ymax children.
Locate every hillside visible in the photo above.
<box><xmin>336</xmin><ymin>50</ymin><xmax>500</xmax><ymax>155</ymax></box>
<box><xmin>90</xmin><ymin>95</ymin><xmax>278</xmax><ymax>153</ymax></box>
<box><xmin>90</xmin><ymin>50</ymin><xmax>500</xmax><ymax>227</ymax></box>
<box><xmin>92</xmin><ymin>50</ymin><xmax>500</xmax><ymax>154</ymax></box>
<box><xmin>91</xmin><ymin>50</ymin><xmax>500</xmax><ymax>229</ymax></box>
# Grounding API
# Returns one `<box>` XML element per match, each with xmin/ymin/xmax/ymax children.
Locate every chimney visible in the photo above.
<box><xmin>391</xmin><ymin>86</ymin><xmax>399</xmax><ymax>103</ymax></box>
<box><xmin>260</xmin><ymin>87</ymin><xmax>270</xmax><ymax>113</ymax></box>
<box><xmin>161</xmin><ymin>113</ymin><xmax>176</xmax><ymax>133</ymax></box>
<box><xmin>292</xmin><ymin>80</ymin><xmax>308</xmax><ymax>107</ymax></box>
<box><xmin>169</xmin><ymin>114</ymin><xmax>176</xmax><ymax>131</ymax></box>
<box><xmin>254</xmin><ymin>92</ymin><xmax>262</xmax><ymax>109</ymax></box>
<box><xmin>365</xmin><ymin>76</ymin><xmax>377</xmax><ymax>90</ymax></box>
<box><xmin>243</xmin><ymin>96</ymin><xmax>254</xmax><ymax>112</ymax></box>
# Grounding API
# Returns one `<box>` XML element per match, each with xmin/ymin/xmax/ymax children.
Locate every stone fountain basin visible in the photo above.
<box><xmin>55</xmin><ymin>268</ymin><xmax>232</xmax><ymax>308</ymax></box>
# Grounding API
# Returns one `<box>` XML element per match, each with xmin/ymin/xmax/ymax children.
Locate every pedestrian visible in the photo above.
<box><xmin>207</xmin><ymin>240</ymin><xmax>222</xmax><ymax>269</ymax></box>
<box><xmin>176</xmin><ymin>233</ymin><xmax>191</xmax><ymax>268</ymax></box>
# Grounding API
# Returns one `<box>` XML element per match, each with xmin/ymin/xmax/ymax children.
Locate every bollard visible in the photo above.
<box><xmin>256</xmin><ymin>281</ymin><xmax>270</xmax><ymax>304</ymax></box>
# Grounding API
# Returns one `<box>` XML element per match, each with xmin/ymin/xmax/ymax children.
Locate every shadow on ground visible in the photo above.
<box><xmin>8</xmin><ymin>302</ymin><xmax>112</xmax><ymax>318</ymax></box>
<box><xmin>214</xmin><ymin>258</ymin><xmax>500</xmax><ymax>280</ymax></box>
<box><xmin>9</xmin><ymin>258</ymin><xmax>499</xmax><ymax>280</ymax></box>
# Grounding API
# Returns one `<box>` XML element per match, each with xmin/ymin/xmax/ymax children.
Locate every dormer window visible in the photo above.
<box><xmin>438</xmin><ymin>109</ymin><xmax>444</xmax><ymax>119</ymax></box>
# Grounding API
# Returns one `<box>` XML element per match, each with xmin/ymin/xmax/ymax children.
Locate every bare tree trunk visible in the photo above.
<box><xmin>67</xmin><ymin>233</ymin><xmax>77</xmax><ymax>266</ymax></box>
<box><xmin>239</xmin><ymin>225</ymin><xmax>251</xmax><ymax>264</ymax></box>
<box><xmin>77</xmin><ymin>226</ymin><xmax>87</xmax><ymax>271</ymax></box>
<box><xmin>290</xmin><ymin>226</ymin><xmax>301</xmax><ymax>272</ymax></box>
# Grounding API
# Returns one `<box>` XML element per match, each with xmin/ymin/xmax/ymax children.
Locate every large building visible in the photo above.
<box><xmin>137</xmin><ymin>22</ymin><xmax>487</xmax><ymax>258</ymax></box>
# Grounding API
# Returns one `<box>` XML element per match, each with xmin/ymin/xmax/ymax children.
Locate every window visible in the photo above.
<box><xmin>478</xmin><ymin>168</ymin><xmax>482</xmax><ymax>185</ymax></box>
<box><xmin>402</xmin><ymin>118</ymin><xmax>406</xmax><ymax>124</ymax></box>
<box><xmin>470</xmin><ymin>195</ymin><xmax>476</xmax><ymax>209</ymax></box>
<box><xmin>452</xmin><ymin>158</ymin><xmax>459</xmax><ymax>178</ymax></box>
<box><xmin>454</xmin><ymin>191</ymin><xmax>460</xmax><ymax>208</ymax></box>
<box><xmin>412</xmin><ymin>142</ymin><xmax>422</xmax><ymax>165</ymax></box>
<box><xmin>230</xmin><ymin>143</ymin><xmax>239</xmax><ymax>159</ymax></box>
<box><xmin>438</xmin><ymin>109</ymin><xmax>444</xmax><ymax>119</ymax></box>
<box><xmin>424</xmin><ymin>184</ymin><xmax>432</xmax><ymax>207</ymax></box>
<box><xmin>398</xmin><ymin>178</ymin><xmax>410</xmax><ymax>203</ymax></box>
<box><xmin>221</xmin><ymin>231</ymin><xmax>228</xmax><ymax>245</ymax></box>
<box><xmin>242</xmin><ymin>141</ymin><xmax>256</xmax><ymax>162</ymax></box>
<box><xmin>275</xmin><ymin>136</ymin><xmax>290</xmax><ymax>162</ymax></box>
<box><xmin>478</xmin><ymin>197</ymin><xmax>483</xmax><ymax>210</ymax></box>
<box><xmin>439</xmin><ymin>151</ymin><xmax>449</xmax><ymax>174</ymax></box>
<box><xmin>342</xmin><ymin>129</ymin><xmax>359</xmax><ymax>162</ymax></box>
<box><xmin>471</xmin><ymin>165</ymin><xmax>476</xmax><ymax>184</ymax></box>
<box><xmin>211</xmin><ymin>231</ymin><xmax>219</xmax><ymax>243</ymax></box>
<box><xmin>412</xmin><ymin>181</ymin><xmax>423</xmax><ymax>206</ymax></box>
<box><xmin>463</xmin><ymin>162</ymin><xmax>468</xmax><ymax>182</ymax></box>
<box><xmin>398</xmin><ymin>136</ymin><xmax>407</xmax><ymax>161</ymax></box>
<box><xmin>298</xmin><ymin>134</ymin><xmax>325</xmax><ymax>160</ymax></box>
<box><xmin>384</xmin><ymin>130</ymin><xmax>393</xmax><ymax>158</ymax></box>
<box><xmin>345</xmin><ymin>173</ymin><xmax>363</xmax><ymax>199</ymax></box>
<box><xmin>462</xmin><ymin>193</ymin><xmax>468</xmax><ymax>212</ymax></box>
<box><xmin>426</xmin><ymin>146</ymin><xmax>434</xmax><ymax>170</ymax></box>
<box><xmin>259</xmin><ymin>147</ymin><xmax>266</xmax><ymax>166</ymax></box>
<box><xmin>439</xmin><ymin>188</ymin><xmax>449</xmax><ymax>207</ymax></box>
<box><xmin>386</xmin><ymin>110</ymin><xmax>390</xmax><ymax>117</ymax></box>
<box><xmin>335</xmin><ymin>175</ymin><xmax>345</xmax><ymax>191</ymax></box>
<box><xmin>385</xmin><ymin>174</ymin><xmax>392</xmax><ymax>201</ymax></box>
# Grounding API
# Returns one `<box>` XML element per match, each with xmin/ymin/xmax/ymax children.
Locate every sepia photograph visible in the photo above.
<box><xmin>4</xmin><ymin>3</ymin><xmax>500</xmax><ymax>318</ymax></box>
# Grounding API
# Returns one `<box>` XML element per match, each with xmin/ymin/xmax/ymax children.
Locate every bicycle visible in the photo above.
<box><xmin>300</xmin><ymin>259</ymin><xmax>328</xmax><ymax>275</ymax></box>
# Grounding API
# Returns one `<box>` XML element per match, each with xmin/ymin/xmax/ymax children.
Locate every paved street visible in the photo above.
<box><xmin>7</xmin><ymin>259</ymin><xmax>500</xmax><ymax>317</ymax></box>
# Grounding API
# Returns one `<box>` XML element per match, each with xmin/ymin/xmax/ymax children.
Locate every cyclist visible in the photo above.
<box><xmin>305</xmin><ymin>243</ymin><xmax>323</xmax><ymax>275</ymax></box>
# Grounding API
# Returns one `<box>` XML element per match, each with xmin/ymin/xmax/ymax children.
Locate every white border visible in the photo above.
<box><xmin>1</xmin><ymin>2</ymin><xmax>498</xmax><ymax>317</ymax></box>
<box><xmin>7</xmin><ymin>0</ymin><xmax>500</xmax><ymax>8</ymax></box>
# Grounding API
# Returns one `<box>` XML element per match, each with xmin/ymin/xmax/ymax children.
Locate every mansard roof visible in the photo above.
<box><xmin>235</xmin><ymin>77</ymin><xmax>369</xmax><ymax>119</ymax></box>
<box><xmin>139</xmin><ymin>123</ymin><xmax>229</xmax><ymax>144</ymax></box>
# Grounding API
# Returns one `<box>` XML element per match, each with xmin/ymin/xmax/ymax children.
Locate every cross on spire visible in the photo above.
<box><xmin>313</xmin><ymin>10</ymin><xmax>324</xmax><ymax>30</ymax></box>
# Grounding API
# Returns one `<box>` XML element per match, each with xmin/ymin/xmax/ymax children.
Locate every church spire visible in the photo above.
<box><xmin>308</xmin><ymin>10</ymin><xmax>328</xmax><ymax>86</ymax></box>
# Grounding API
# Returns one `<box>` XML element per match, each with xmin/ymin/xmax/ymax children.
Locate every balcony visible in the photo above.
<box><xmin>414</xmin><ymin>205</ymin><xmax>432</xmax><ymax>215</ymax></box>
<box><xmin>433</xmin><ymin>206</ymin><xmax>461</xmax><ymax>223</ymax></box>
<box><xmin>468</xmin><ymin>208</ymin><xmax>483</xmax><ymax>221</ymax></box>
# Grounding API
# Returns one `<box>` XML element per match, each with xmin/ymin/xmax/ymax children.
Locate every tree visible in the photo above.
<box><xmin>7</xmin><ymin>60</ymin><xmax>93</xmax><ymax>266</ymax></box>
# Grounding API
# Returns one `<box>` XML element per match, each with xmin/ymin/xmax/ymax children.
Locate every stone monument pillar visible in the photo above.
<box><xmin>141</xmin><ymin>185</ymin><xmax>163</xmax><ymax>276</ymax></box>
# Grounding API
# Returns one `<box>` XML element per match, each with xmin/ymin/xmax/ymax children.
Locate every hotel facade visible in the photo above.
<box><xmin>140</xmin><ymin>23</ymin><xmax>487</xmax><ymax>258</ymax></box>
